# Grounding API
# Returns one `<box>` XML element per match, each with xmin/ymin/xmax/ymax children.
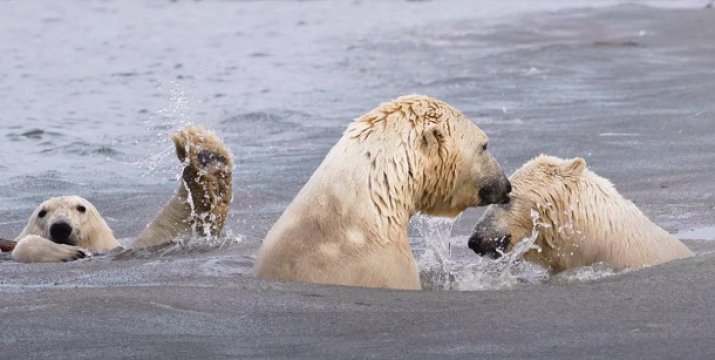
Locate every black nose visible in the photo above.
<box><xmin>479</xmin><ymin>179</ymin><xmax>512</xmax><ymax>205</ymax></box>
<box><xmin>468</xmin><ymin>233</ymin><xmax>511</xmax><ymax>259</ymax></box>
<box><xmin>49</xmin><ymin>222</ymin><xmax>73</xmax><ymax>245</ymax></box>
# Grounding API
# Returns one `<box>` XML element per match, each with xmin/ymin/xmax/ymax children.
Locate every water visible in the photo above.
<box><xmin>411</xmin><ymin>210</ymin><xmax>629</xmax><ymax>291</ymax></box>
<box><xmin>1</xmin><ymin>1</ymin><xmax>715</xmax><ymax>358</ymax></box>
<box><xmin>676</xmin><ymin>226</ymin><xmax>715</xmax><ymax>241</ymax></box>
<box><xmin>1</xmin><ymin>0</ymin><xmax>713</xmax><ymax>290</ymax></box>
<box><xmin>412</xmin><ymin>214</ymin><xmax>545</xmax><ymax>291</ymax></box>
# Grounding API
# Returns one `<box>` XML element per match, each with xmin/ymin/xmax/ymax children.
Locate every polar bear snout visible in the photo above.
<box><xmin>468</xmin><ymin>232</ymin><xmax>510</xmax><ymax>259</ymax></box>
<box><xmin>478</xmin><ymin>176</ymin><xmax>512</xmax><ymax>206</ymax></box>
<box><xmin>49</xmin><ymin>221</ymin><xmax>74</xmax><ymax>245</ymax></box>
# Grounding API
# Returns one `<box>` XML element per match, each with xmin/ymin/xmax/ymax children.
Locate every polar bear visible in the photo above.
<box><xmin>468</xmin><ymin>155</ymin><xmax>693</xmax><ymax>272</ymax></box>
<box><xmin>255</xmin><ymin>95</ymin><xmax>511</xmax><ymax>290</ymax></box>
<box><xmin>6</xmin><ymin>125</ymin><xmax>233</xmax><ymax>263</ymax></box>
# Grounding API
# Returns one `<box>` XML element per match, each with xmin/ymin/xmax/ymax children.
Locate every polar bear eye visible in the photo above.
<box><xmin>77</xmin><ymin>205</ymin><xmax>87</xmax><ymax>213</ymax></box>
<box><xmin>38</xmin><ymin>209</ymin><xmax>47</xmax><ymax>218</ymax></box>
<box><xmin>482</xmin><ymin>143</ymin><xmax>488</xmax><ymax>151</ymax></box>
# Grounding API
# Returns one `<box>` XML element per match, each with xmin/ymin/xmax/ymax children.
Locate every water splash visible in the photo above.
<box><xmin>135</xmin><ymin>80</ymin><xmax>199</xmax><ymax>178</ymax></box>
<box><xmin>412</xmin><ymin>209</ymin><xmax>632</xmax><ymax>291</ymax></box>
<box><xmin>412</xmin><ymin>213</ymin><xmax>548</xmax><ymax>291</ymax></box>
<box><xmin>411</xmin><ymin>215</ymin><xmax>455</xmax><ymax>276</ymax></box>
<box><xmin>111</xmin><ymin>231</ymin><xmax>242</xmax><ymax>260</ymax></box>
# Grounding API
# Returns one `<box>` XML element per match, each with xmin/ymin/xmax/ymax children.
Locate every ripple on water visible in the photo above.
<box><xmin>39</xmin><ymin>141</ymin><xmax>123</xmax><ymax>157</ymax></box>
<box><xmin>6</xmin><ymin>128</ymin><xmax>63</xmax><ymax>141</ymax></box>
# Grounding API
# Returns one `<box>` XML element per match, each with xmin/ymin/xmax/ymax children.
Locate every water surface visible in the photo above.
<box><xmin>1</xmin><ymin>1</ymin><xmax>714</xmax><ymax>359</ymax></box>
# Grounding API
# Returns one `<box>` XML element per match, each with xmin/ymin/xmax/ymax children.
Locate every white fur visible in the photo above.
<box><xmin>12</xmin><ymin>196</ymin><xmax>116</xmax><ymax>263</ymax></box>
<box><xmin>12</xmin><ymin>235</ymin><xmax>88</xmax><ymax>263</ymax></box>
<box><xmin>255</xmin><ymin>95</ymin><xmax>509</xmax><ymax>289</ymax></box>
<box><xmin>475</xmin><ymin>155</ymin><xmax>694</xmax><ymax>272</ymax></box>
<box><xmin>10</xmin><ymin>125</ymin><xmax>234</xmax><ymax>263</ymax></box>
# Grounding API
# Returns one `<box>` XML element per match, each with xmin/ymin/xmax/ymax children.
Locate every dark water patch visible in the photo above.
<box><xmin>419</xmin><ymin>76</ymin><xmax>483</xmax><ymax>87</ymax></box>
<box><xmin>39</xmin><ymin>142</ymin><xmax>123</xmax><ymax>157</ymax></box>
<box><xmin>6</xmin><ymin>129</ymin><xmax>63</xmax><ymax>141</ymax></box>
<box><xmin>40</xmin><ymin>16</ymin><xmax>62</xmax><ymax>24</ymax></box>
<box><xmin>94</xmin><ymin>146</ymin><xmax>121</xmax><ymax>156</ymax></box>
<box><xmin>249</xmin><ymin>52</ymin><xmax>271</xmax><ymax>58</ymax></box>
<box><xmin>221</xmin><ymin>109</ymin><xmax>314</xmax><ymax>126</ymax></box>
<box><xmin>21</xmin><ymin>129</ymin><xmax>44</xmax><ymax>139</ymax></box>
<box><xmin>111</xmin><ymin>71</ymin><xmax>142</xmax><ymax>77</ymax></box>
<box><xmin>593</xmin><ymin>40</ymin><xmax>641</xmax><ymax>47</ymax></box>
<box><xmin>223</xmin><ymin>111</ymin><xmax>283</xmax><ymax>123</ymax></box>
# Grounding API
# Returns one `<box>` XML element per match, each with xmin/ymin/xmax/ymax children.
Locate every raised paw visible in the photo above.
<box><xmin>172</xmin><ymin>125</ymin><xmax>233</xmax><ymax>172</ymax></box>
<box><xmin>172</xmin><ymin>125</ymin><xmax>234</xmax><ymax>237</ymax></box>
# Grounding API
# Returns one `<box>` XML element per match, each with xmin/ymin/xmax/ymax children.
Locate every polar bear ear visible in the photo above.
<box><xmin>421</xmin><ymin>124</ymin><xmax>445</xmax><ymax>150</ymax></box>
<box><xmin>559</xmin><ymin>157</ymin><xmax>587</xmax><ymax>177</ymax></box>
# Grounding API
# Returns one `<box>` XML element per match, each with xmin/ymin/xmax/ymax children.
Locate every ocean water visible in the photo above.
<box><xmin>1</xmin><ymin>0</ymin><xmax>714</xmax><ymax>287</ymax></box>
<box><xmin>1</xmin><ymin>1</ymin><xmax>715</xmax><ymax>358</ymax></box>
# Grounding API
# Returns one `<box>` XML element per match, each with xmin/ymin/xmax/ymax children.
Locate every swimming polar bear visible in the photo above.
<box><xmin>255</xmin><ymin>95</ymin><xmax>511</xmax><ymax>289</ymax></box>
<box><xmin>469</xmin><ymin>155</ymin><xmax>693</xmax><ymax>272</ymax></box>
<box><xmin>4</xmin><ymin>125</ymin><xmax>233</xmax><ymax>263</ymax></box>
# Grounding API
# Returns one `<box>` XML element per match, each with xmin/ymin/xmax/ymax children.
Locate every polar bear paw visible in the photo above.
<box><xmin>172</xmin><ymin>125</ymin><xmax>234</xmax><ymax>237</ymax></box>
<box><xmin>12</xmin><ymin>235</ymin><xmax>90</xmax><ymax>263</ymax></box>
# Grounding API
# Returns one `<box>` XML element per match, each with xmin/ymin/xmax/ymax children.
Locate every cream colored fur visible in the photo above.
<box><xmin>12</xmin><ymin>235</ymin><xmax>90</xmax><ymax>263</ymax></box>
<box><xmin>132</xmin><ymin>126</ymin><xmax>233</xmax><ymax>248</ymax></box>
<box><xmin>475</xmin><ymin>155</ymin><xmax>693</xmax><ymax>272</ymax></box>
<box><xmin>255</xmin><ymin>95</ymin><xmax>509</xmax><ymax>289</ymax></box>
<box><xmin>10</xmin><ymin>125</ymin><xmax>233</xmax><ymax>263</ymax></box>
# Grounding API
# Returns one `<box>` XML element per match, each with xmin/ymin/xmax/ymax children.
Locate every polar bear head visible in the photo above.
<box><xmin>346</xmin><ymin>95</ymin><xmax>511</xmax><ymax>220</ymax></box>
<box><xmin>468</xmin><ymin>155</ymin><xmax>587</xmax><ymax>260</ymax></box>
<box><xmin>18</xmin><ymin>196</ymin><xmax>118</xmax><ymax>250</ymax></box>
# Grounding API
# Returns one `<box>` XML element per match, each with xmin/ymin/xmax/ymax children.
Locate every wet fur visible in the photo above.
<box><xmin>474</xmin><ymin>155</ymin><xmax>693</xmax><ymax>272</ymax></box>
<box><xmin>10</xmin><ymin>125</ymin><xmax>233</xmax><ymax>262</ymax></box>
<box><xmin>132</xmin><ymin>126</ymin><xmax>233</xmax><ymax>248</ymax></box>
<box><xmin>255</xmin><ymin>95</ymin><xmax>509</xmax><ymax>289</ymax></box>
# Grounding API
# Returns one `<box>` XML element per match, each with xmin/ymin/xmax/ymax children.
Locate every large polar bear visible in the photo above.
<box><xmin>468</xmin><ymin>155</ymin><xmax>693</xmax><ymax>272</ymax></box>
<box><xmin>4</xmin><ymin>125</ymin><xmax>233</xmax><ymax>263</ymax></box>
<box><xmin>255</xmin><ymin>95</ymin><xmax>512</xmax><ymax>290</ymax></box>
